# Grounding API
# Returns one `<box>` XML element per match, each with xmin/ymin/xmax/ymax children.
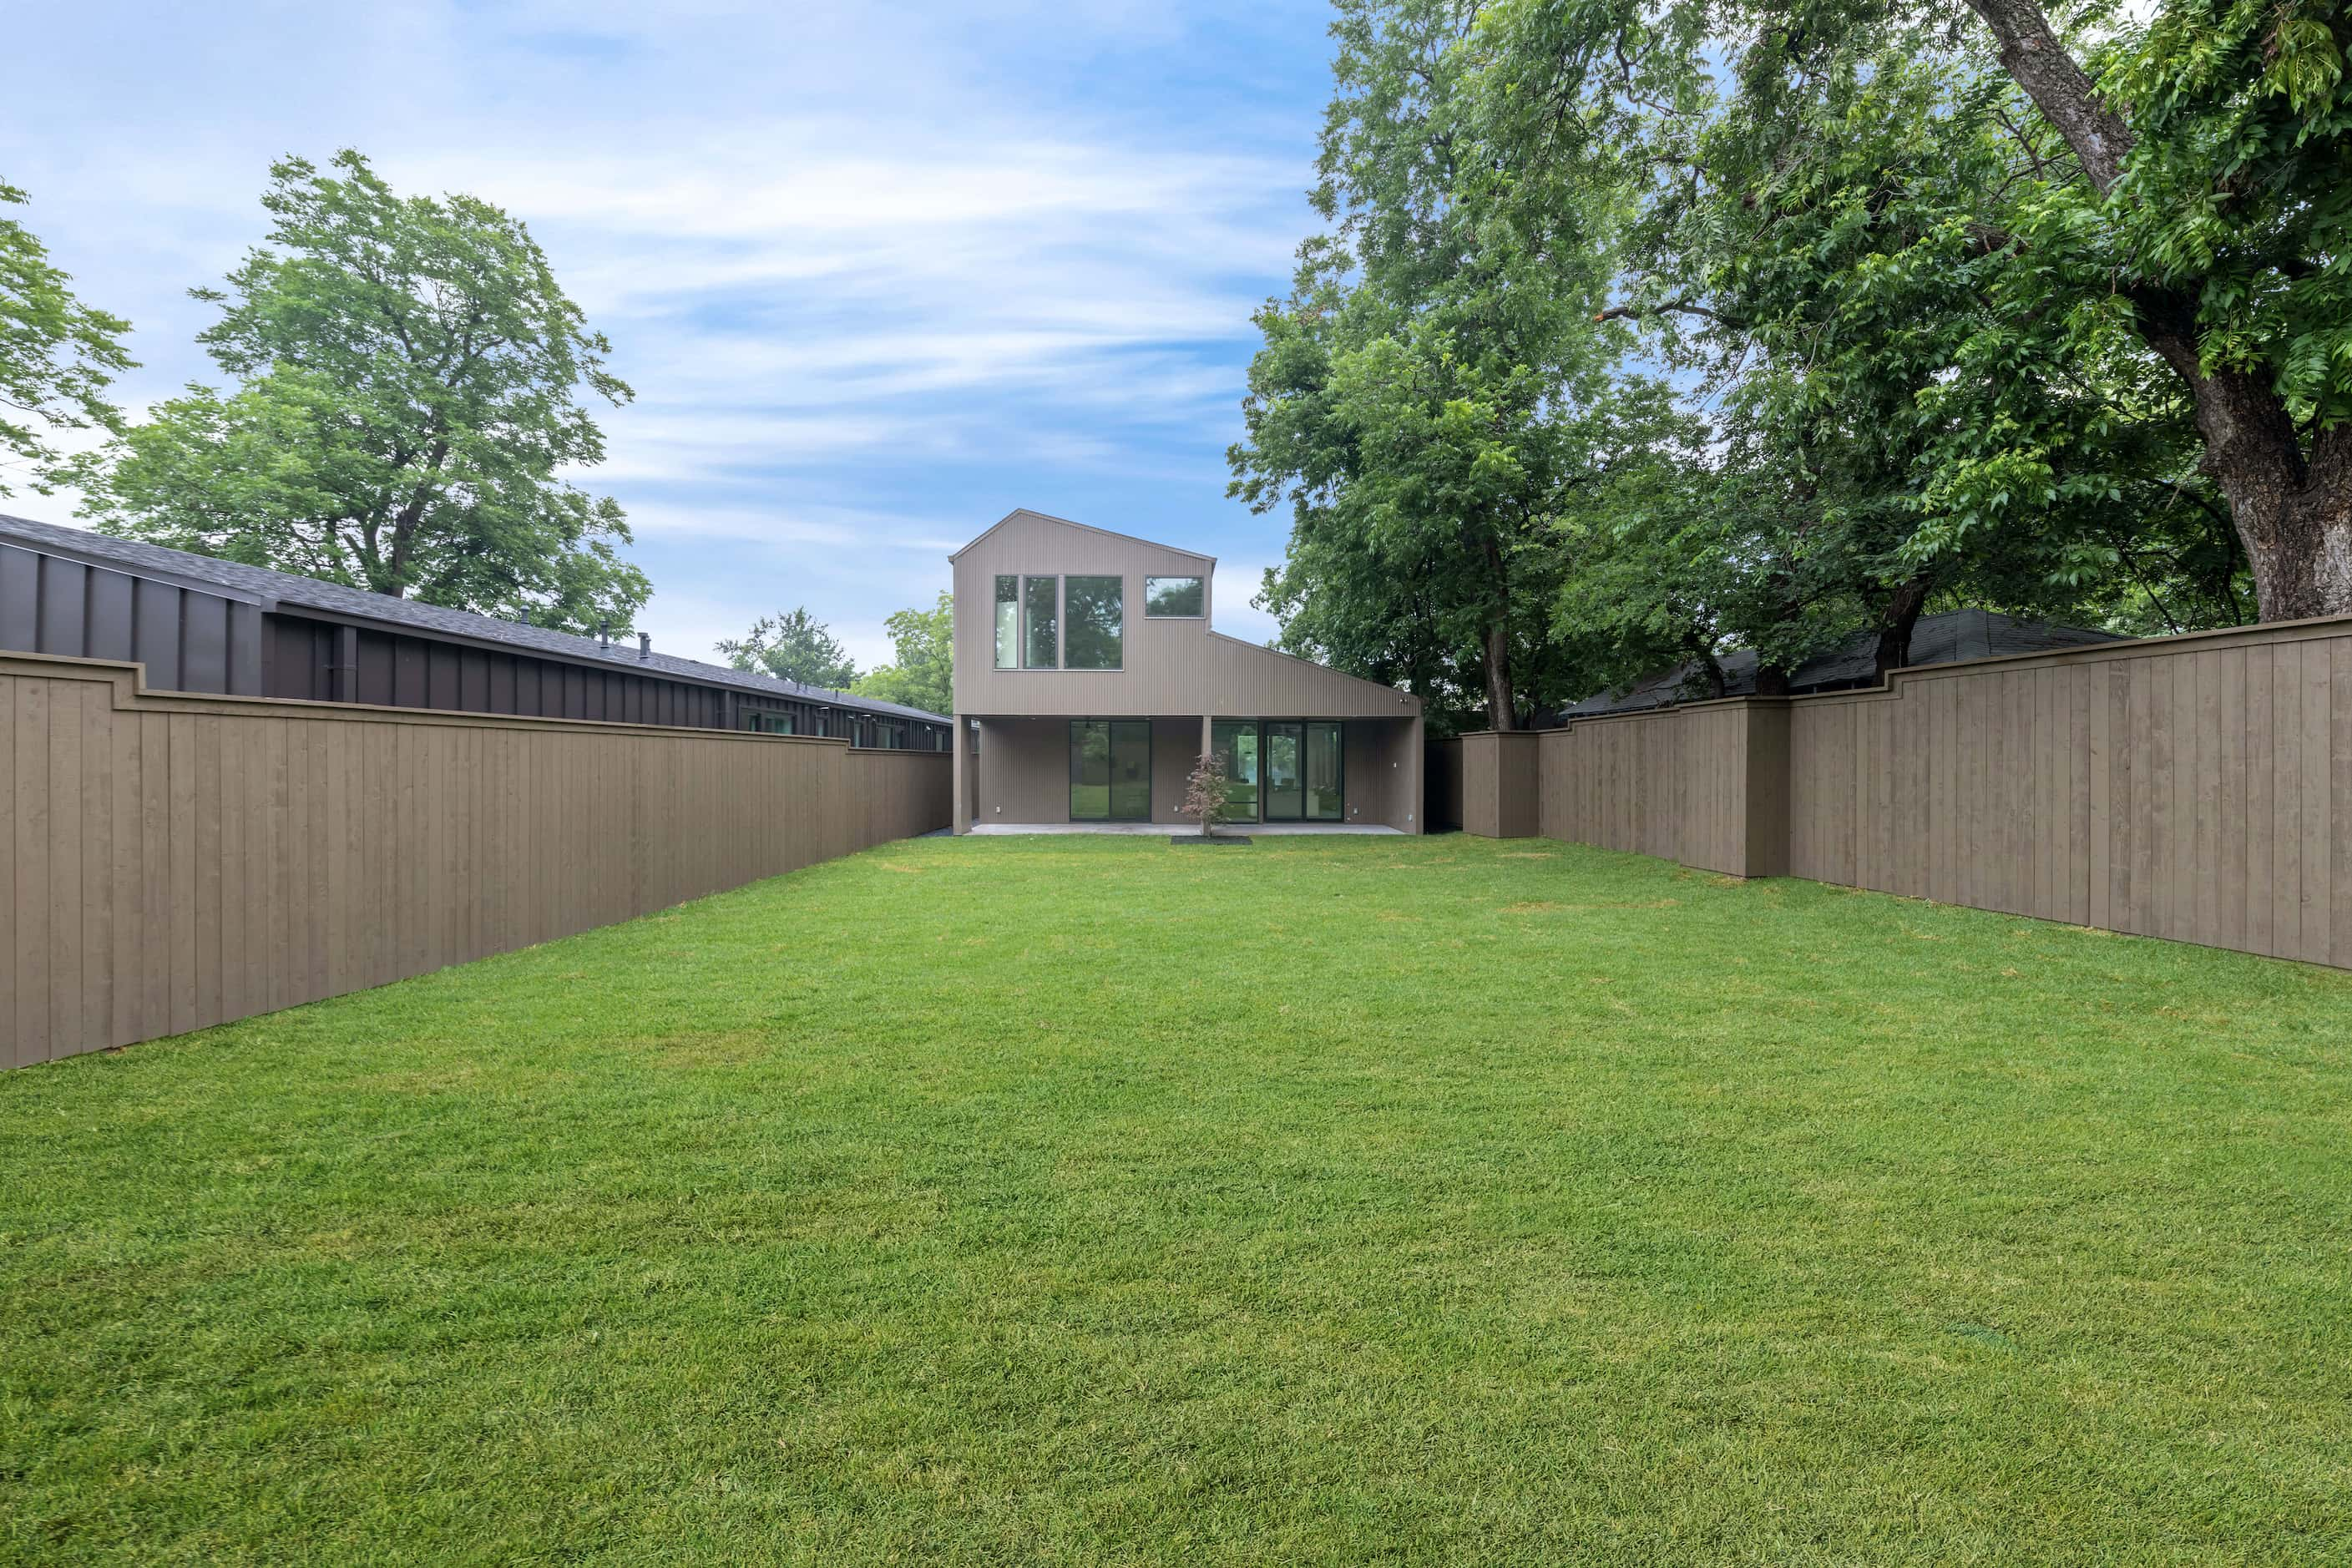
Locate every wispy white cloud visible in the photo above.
<box><xmin>0</xmin><ymin>0</ymin><xmax>1327</xmax><ymax>662</ymax></box>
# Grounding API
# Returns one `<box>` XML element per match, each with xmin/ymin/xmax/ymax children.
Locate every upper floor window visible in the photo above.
<box><xmin>1146</xmin><ymin>576</ymin><xmax>1204</xmax><ymax>618</ymax></box>
<box><xmin>994</xmin><ymin>576</ymin><xmax>1020</xmax><ymax>668</ymax></box>
<box><xmin>1023</xmin><ymin>575</ymin><xmax>1059</xmax><ymax>668</ymax></box>
<box><xmin>1065</xmin><ymin>575</ymin><xmax>1123</xmax><ymax>669</ymax></box>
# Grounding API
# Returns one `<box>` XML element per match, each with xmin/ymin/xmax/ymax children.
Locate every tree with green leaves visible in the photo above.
<box><xmin>852</xmin><ymin>591</ymin><xmax>952</xmax><ymax>715</ymax></box>
<box><xmin>720</xmin><ymin>607</ymin><xmax>858</xmax><ymax>690</ymax></box>
<box><xmin>68</xmin><ymin>149</ymin><xmax>647</xmax><ymax>634</ymax></box>
<box><xmin>1232</xmin><ymin>0</ymin><xmax>1659</xmax><ymax>729</ymax></box>
<box><xmin>0</xmin><ymin>179</ymin><xmax>132</xmax><ymax>498</ymax></box>
<box><xmin>1468</xmin><ymin>0</ymin><xmax>2344</xmax><ymax>624</ymax></box>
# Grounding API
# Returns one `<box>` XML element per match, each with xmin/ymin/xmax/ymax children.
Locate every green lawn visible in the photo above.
<box><xmin>3</xmin><ymin>835</ymin><xmax>2349</xmax><ymax>1565</ymax></box>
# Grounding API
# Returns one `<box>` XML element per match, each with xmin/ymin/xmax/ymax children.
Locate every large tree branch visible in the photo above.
<box><xmin>1964</xmin><ymin>0</ymin><xmax>2133</xmax><ymax>191</ymax></box>
<box><xmin>1595</xmin><ymin>297</ymin><xmax>1746</xmax><ymax>329</ymax></box>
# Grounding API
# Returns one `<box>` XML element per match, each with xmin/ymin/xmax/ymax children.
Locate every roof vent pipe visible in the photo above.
<box><xmin>639</xmin><ymin>632</ymin><xmax>650</xmax><ymax>662</ymax></box>
<box><xmin>598</xmin><ymin>618</ymin><xmax>610</xmax><ymax>651</ymax></box>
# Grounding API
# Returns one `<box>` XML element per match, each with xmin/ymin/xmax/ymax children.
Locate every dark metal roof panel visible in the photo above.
<box><xmin>0</xmin><ymin>513</ymin><xmax>949</xmax><ymax>724</ymax></box>
<box><xmin>1555</xmin><ymin>610</ymin><xmax>2127</xmax><ymax>721</ymax></box>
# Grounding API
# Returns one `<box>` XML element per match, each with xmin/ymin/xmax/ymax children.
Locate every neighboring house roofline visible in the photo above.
<box><xmin>948</xmin><ymin>507</ymin><xmax>1217</xmax><ymax>566</ymax></box>
<box><xmin>0</xmin><ymin>513</ymin><xmax>949</xmax><ymax>725</ymax></box>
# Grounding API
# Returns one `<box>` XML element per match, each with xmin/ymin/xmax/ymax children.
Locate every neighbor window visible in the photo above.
<box><xmin>994</xmin><ymin>576</ymin><xmax>1019</xmax><ymax>669</ymax></box>
<box><xmin>1023</xmin><ymin>574</ymin><xmax>1060</xmax><ymax>669</ymax></box>
<box><xmin>1146</xmin><ymin>576</ymin><xmax>1204</xmax><ymax>617</ymax></box>
<box><xmin>1064</xmin><ymin>576</ymin><xmax>1123</xmax><ymax>669</ymax></box>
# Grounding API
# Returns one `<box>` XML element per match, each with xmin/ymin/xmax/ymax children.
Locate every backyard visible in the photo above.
<box><xmin>2</xmin><ymin>833</ymin><xmax>2347</xmax><ymax>1564</ymax></box>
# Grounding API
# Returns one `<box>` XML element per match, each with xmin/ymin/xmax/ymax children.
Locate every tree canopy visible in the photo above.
<box><xmin>0</xmin><ymin>178</ymin><xmax>131</xmax><ymax>498</ymax></box>
<box><xmin>1245</xmin><ymin>0</ymin><xmax>2346</xmax><ymax>723</ymax></box>
<box><xmin>721</xmin><ymin>607</ymin><xmax>860</xmax><ymax>690</ymax></box>
<box><xmin>68</xmin><ymin>150</ymin><xmax>647</xmax><ymax>635</ymax></box>
<box><xmin>853</xmin><ymin>592</ymin><xmax>953</xmax><ymax>716</ymax></box>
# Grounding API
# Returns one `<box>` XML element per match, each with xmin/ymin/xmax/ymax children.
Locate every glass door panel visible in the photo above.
<box><xmin>1069</xmin><ymin>721</ymin><xmax>1112</xmax><ymax>819</ymax></box>
<box><xmin>1263</xmin><ymin>722</ymin><xmax>1304</xmax><ymax>821</ymax></box>
<box><xmin>1108</xmin><ymin>720</ymin><xmax>1151</xmax><ymax>821</ymax></box>
<box><xmin>1304</xmin><ymin>721</ymin><xmax>1343</xmax><ymax>819</ymax></box>
<box><xmin>1212</xmin><ymin>720</ymin><xmax>1259</xmax><ymax>820</ymax></box>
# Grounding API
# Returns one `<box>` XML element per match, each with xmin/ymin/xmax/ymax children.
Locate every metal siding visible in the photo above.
<box><xmin>266</xmin><ymin>618</ymin><xmax>319</xmax><ymax>701</ymax></box>
<box><xmin>86</xmin><ymin>568</ymin><xmax>135</xmax><ymax>665</ymax></box>
<box><xmin>952</xmin><ymin>511</ymin><xmax>1420</xmax><ymax>722</ymax></box>
<box><xmin>357</xmin><ymin>629</ymin><xmax>397</xmax><ymax>706</ymax></box>
<box><xmin>132</xmin><ymin>578</ymin><xmax>181</xmax><ymax>691</ymax></box>
<box><xmin>181</xmin><ymin>592</ymin><xmax>230</xmax><ymax>694</ymax></box>
<box><xmin>38</xmin><ymin>556</ymin><xmax>88</xmax><ymax>654</ymax></box>
<box><xmin>0</xmin><ymin>545</ymin><xmax>38</xmax><ymax>654</ymax></box>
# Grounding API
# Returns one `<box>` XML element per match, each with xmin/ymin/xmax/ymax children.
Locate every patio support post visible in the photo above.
<box><xmin>951</xmin><ymin>713</ymin><xmax>969</xmax><ymax>835</ymax></box>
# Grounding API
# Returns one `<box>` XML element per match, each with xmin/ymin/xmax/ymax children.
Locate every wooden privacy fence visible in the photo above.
<box><xmin>1461</xmin><ymin>614</ymin><xmax>2352</xmax><ymax>969</ymax></box>
<box><xmin>3</xmin><ymin>651</ymin><xmax>951</xmax><ymax>1068</ymax></box>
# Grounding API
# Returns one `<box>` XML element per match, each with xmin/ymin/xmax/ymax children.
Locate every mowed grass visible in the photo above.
<box><xmin>3</xmin><ymin>835</ymin><xmax>2349</xmax><ymax>1565</ymax></box>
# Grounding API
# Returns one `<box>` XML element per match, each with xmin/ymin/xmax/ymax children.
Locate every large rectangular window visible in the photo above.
<box><xmin>1146</xmin><ymin>576</ymin><xmax>1204</xmax><ymax>618</ymax></box>
<box><xmin>994</xmin><ymin>576</ymin><xmax>1019</xmax><ymax>669</ymax></box>
<box><xmin>1065</xmin><ymin>575</ymin><xmax>1123</xmax><ymax>670</ymax></box>
<box><xmin>1070</xmin><ymin>720</ymin><xmax>1151</xmax><ymax>821</ymax></box>
<box><xmin>1023</xmin><ymin>575</ymin><xmax>1060</xmax><ymax>669</ymax></box>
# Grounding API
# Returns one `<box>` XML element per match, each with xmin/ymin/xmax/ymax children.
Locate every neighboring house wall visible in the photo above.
<box><xmin>0</xmin><ymin>519</ymin><xmax>948</xmax><ymax>749</ymax></box>
<box><xmin>1464</xmin><ymin>615</ymin><xmax>2352</xmax><ymax>969</ymax></box>
<box><xmin>1</xmin><ymin>650</ymin><xmax>952</xmax><ymax>1068</ymax></box>
<box><xmin>0</xmin><ymin>543</ymin><xmax>266</xmax><ymax>696</ymax></box>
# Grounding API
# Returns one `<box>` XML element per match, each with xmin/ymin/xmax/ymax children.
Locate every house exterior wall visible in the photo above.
<box><xmin>950</xmin><ymin>510</ymin><xmax>1424</xmax><ymax>723</ymax></box>
<box><xmin>0</xmin><ymin>543</ymin><xmax>266</xmax><ymax>697</ymax></box>
<box><xmin>948</xmin><ymin>511</ymin><xmax>1424</xmax><ymax>831</ymax></box>
<box><xmin>972</xmin><ymin>713</ymin><xmax>1419</xmax><ymax>828</ymax></box>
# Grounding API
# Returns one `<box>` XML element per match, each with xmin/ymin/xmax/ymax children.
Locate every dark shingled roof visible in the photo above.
<box><xmin>1551</xmin><ymin>609</ymin><xmax>2126</xmax><ymax>721</ymax></box>
<box><xmin>0</xmin><ymin>513</ymin><xmax>949</xmax><ymax>726</ymax></box>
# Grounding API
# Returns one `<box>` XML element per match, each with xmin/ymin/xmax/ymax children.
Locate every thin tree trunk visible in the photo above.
<box><xmin>1753</xmin><ymin>664</ymin><xmax>1793</xmax><ymax>697</ymax></box>
<box><xmin>1480</xmin><ymin>534</ymin><xmax>1518</xmax><ymax>729</ymax></box>
<box><xmin>1874</xmin><ymin>573</ymin><xmax>1935</xmax><ymax>683</ymax></box>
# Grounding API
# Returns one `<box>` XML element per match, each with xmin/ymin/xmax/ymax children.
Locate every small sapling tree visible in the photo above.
<box><xmin>1181</xmin><ymin>751</ymin><xmax>1232</xmax><ymax>837</ymax></box>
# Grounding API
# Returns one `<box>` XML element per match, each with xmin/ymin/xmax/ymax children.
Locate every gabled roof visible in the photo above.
<box><xmin>948</xmin><ymin>507</ymin><xmax>1216</xmax><ymax>565</ymax></box>
<box><xmin>1552</xmin><ymin>609</ymin><xmax>2126</xmax><ymax>721</ymax></box>
<box><xmin>0</xmin><ymin>513</ymin><xmax>949</xmax><ymax>725</ymax></box>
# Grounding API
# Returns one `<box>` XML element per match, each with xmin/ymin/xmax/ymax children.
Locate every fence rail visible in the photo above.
<box><xmin>1462</xmin><ymin>614</ymin><xmax>2352</xmax><ymax>969</ymax></box>
<box><xmin>3</xmin><ymin>652</ymin><xmax>951</xmax><ymax>1067</ymax></box>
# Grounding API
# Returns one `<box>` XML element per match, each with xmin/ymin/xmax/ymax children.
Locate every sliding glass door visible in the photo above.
<box><xmin>1303</xmin><ymin>721</ymin><xmax>1343</xmax><ymax>819</ymax></box>
<box><xmin>1211</xmin><ymin>720</ymin><xmax>1260</xmax><ymax>820</ymax></box>
<box><xmin>1259</xmin><ymin>721</ymin><xmax>1343</xmax><ymax>822</ymax></box>
<box><xmin>1069</xmin><ymin>720</ymin><xmax>1151</xmax><ymax>821</ymax></box>
<box><xmin>1262</xmin><ymin>723</ymin><xmax>1303</xmax><ymax>821</ymax></box>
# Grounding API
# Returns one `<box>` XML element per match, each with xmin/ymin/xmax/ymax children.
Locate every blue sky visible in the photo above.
<box><xmin>3</xmin><ymin>1</ymin><xmax>1338</xmax><ymax>668</ymax></box>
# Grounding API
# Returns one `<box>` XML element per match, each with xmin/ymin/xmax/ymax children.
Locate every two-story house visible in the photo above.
<box><xmin>948</xmin><ymin>509</ymin><xmax>1423</xmax><ymax>832</ymax></box>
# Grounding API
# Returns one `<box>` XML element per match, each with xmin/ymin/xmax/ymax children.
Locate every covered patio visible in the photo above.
<box><xmin>955</xmin><ymin>715</ymin><xmax>1423</xmax><ymax>834</ymax></box>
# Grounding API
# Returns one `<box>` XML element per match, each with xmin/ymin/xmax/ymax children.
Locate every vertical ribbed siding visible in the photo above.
<box><xmin>1</xmin><ymin>653</ymin><xmax>952</xmax><ymax>1068</ymax></box>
